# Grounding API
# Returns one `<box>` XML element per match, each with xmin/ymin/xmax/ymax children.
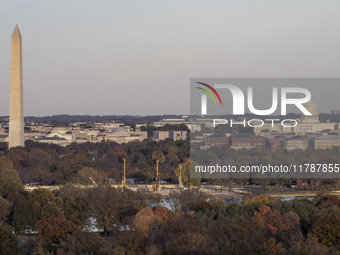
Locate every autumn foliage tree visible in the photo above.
<box><xmin>254</xmin><ymin>205</ymin><xmax>280</xmax><ymax>234</ymax></box>
<box><xmin>244</xmin><ymin>195</ymin><xmax>269</xmax><ymax>205</ymax></box>
<box><xmin>134</xmin><ymin>207</ymin><xmax>156</xmax><ymax>234</ymax></box>
<box><xmin>134</xmin><ymin>206</ymin><xmax>172</xmax><ymax>237</ymax></box>
<box><xmin>37</xmin><ymin>217</ymin><xmax>79</xmax><ymax>253</ymax></box>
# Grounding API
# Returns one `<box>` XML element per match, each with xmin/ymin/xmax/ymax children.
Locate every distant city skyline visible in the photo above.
<box><xmin>1</xmin><ymin>0</ymin><xmax>340</xmax><ymax>116</ymax></box>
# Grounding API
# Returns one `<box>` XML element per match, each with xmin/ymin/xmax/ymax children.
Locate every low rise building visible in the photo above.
<box><xmin>285</xmin><ymin>138</ymin><xmax>309</xmax><ymax>151</ymax></box>
<box><xmin>231</xmin><ymin>136</ymin><xmax>267</xmax><ymax>150</ymax></box>
<box><xmin>153</xmin><ymin>130</ymin><xmax>187</xmax><ymax>141</ymax></box>
<box><xmin>314</xmin><ymin>135</ymin><xmax>340</xmax><ymax>149</ymax></box>
<box><xmin>204</xmin><ymin>136</ymin><xmax>230</xmax><ymax>147</ymax></box>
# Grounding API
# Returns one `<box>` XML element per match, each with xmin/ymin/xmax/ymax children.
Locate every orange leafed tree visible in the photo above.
<box><xmin>134</xmin><ymin>207</ymin><xmax>156</xmax><ymax>233</ymax></box>
<box><xmin>254</xmin><ymin>205</ymin><xmax>279</xmax><ymax>234</ymax></box>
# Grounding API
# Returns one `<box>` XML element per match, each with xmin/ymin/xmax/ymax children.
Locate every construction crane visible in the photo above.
<box><xmin>178</xmin><ymin>164</ymin><xmax>184</xmax><ymax>188</ymax></box>
<box><xmin>154</xmin><ymin>160</ymin><xmax>161</xmax><ymax>191</ymax></box>
<box><xmin>122</xmin><ymin>158</ymin><xmax>127</xmax><ymax>189</ymax></box>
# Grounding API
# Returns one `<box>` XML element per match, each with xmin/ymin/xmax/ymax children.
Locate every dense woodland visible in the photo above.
<box><xmin>0</xmin><ymin>139</ymin><xmax>338</xmax><ymax>254</ymax></box>
<box><xmin>0</xmin><ymin>175</ymin><xmax>338</xmax><ymax>254</ymax></box>
<box><xmin>0</xmin><ymin>139</ymin><xmax>190</xmax><ymax>186</ymax></box>
<box><xmin>0</xmin><ymin>139</ymin><xmax>338</xmax><ymax>189</ymax></box>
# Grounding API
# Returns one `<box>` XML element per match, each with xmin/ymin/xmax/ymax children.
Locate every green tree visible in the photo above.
<box><xmin>87</xmin><ymin>186</ymin><xmax>131</xmax><ymax>236</ymax></box>
<box><xmin>174</xmin><ymin>160</ymin><xmax>200</xmax><ymax>187</ymax></box>
<box><xmin>151</xmin><ymin>150</ymin><xmax>165</xmax><ymax>164</ymax></box>
<box><xmin>61</xmin><ymin>187</ymin><xmax>88</xmax><ymax>226</ymax></box>
<box><xmin>12</xmin><ymin>197</ymin><xmax>37</xmax><ymax>234</ymax></box>
<box><xmin>0</xmin><ymin>196</ymin><xmax>11</xmax><ymax>225</ymax></box>
<box><xmin>0</xmin><ymin>225</ymin><xmax>18</xmax><ymax>254</ymax></box>
<box><xmin>28</xmin><ymin>189</ymin><xmax>61</xmax><ymax>221</ymax></box>
<box><xmin>0</xmin><ymin>169</ymin><xmax>24</xmax><ymax>198</ymax></box>
<box><xmin>312</xmin><ymin>214</ymin><xmax>340</xmax><ymax>247</ymax></box>
<box><xmin>166</xmin><ymin>146</ymin><xmax>180</xmax><ymax>166</ymax></box>
<box><xmin>75</xmin><ymin>167</ymin><xmax>104</xmax><ymax>185</ymax></box>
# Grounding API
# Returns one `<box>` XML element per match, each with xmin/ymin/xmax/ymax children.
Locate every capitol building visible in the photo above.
<box><xmin>254</xmin><ymin>101</ymin><xmax>338</xmax><ymax>135</ymax></box>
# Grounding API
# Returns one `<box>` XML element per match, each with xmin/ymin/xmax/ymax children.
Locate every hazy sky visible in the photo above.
<box><xmin>1</xmin><ymin>0</ymin><xmax>340</xmax><ymax>116</ymax></box>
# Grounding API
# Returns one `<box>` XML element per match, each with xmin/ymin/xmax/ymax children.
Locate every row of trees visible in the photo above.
<box><xmin>0</xmin><ymin>139</ymin><xmax>337</xmax><ymax>190</ymax></box>
<box><xmin>191</xmin><ymin>143</ymin><xmax>340</xmax><ymax>188</ymax></box>
<box><xmin>0</xmin><ymin>138</ymin><xmax>190</xmax><ymax>186</ymax></box>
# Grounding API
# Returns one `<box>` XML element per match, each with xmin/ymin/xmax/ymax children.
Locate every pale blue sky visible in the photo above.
<box><xmin>0</xmin><ymin>0</ymin><xmax>340</xmax><ymax>116</ymax></box>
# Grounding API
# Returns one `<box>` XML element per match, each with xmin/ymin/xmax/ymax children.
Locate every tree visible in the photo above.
<box><xmin>254</xmin><ymin>205</ymin><xmax>280</xmax><ymax>234</ymax></box>
<box><xmin>174</xmin><ymin>160</ymin><xmax>200</xmax><ymax>187</ymax></box>
<box><xmin>75</xmin><ymin>167</ymin><xmax>104</xmax><ymax>185</ymax></box>
<box><xmin>0</xmin><ymin>225</ymin><xmax>18</xmax><ymax>254</ymax></box>
<box><xmin>28</xmin><ymin>188</ymin><xmax>55</xmax><ymax>207</ymax></box>
<box><xmin>296</xmin><ymin>179</ymin><xmax>303</xmax><ymax>190</ymax></box>
<box><xmin>166</xmin><ymin>146</ymin><xmax>180</xmax><ymax>166</ymax></box>
<box><xmin>37</xmin><ymin>217</ymin><xmax>78</xmax><ymax>254</ymax></box>
<box><xmin>291</xmin><ymin>199</ymin><xmax>317</xmax><ymax>235</ymax></box>
<box><xmin>28</xmin><ymin>189</ymin><xmax>61</xmax><ymax>221</ymax></box>
<box><xmin>61</xmin><ymin>187</ymin><xmax>88</xmax><ymax>227</ymax></box>
<box><xmin>0</xmin><ymin>196</ymin><xmax>11</xmax><ymax>225</ymax></box>
<box><xmin>134</xmin><ymin>207</ymin><xmax>157</xmax><ymax>234</ymax></box>
<box><xmin>154</xmin><ymin>215</ymin><xmax>212</xmax><ymax>254</ymax></box>
<box><xmin>315</xmin><ymin>195</ymin><xmax>340</xmax><ymax>209</ymax></box>
<box><xmin>151</xmin><ymin>150</ymin><xmax>165</xmax><ymax>164</ymax></box>
<box><xmin>12</xmin><ymin>197</ymin><xmax>37</xmax><ymax>234</ymax></box>
<box><xmin>113</xmin><ymin>146</ymin><xmax>127</xmax><ymax>157</ymax></box>
<box><xmin>70</xmin><ymin>232</ymin><xmax>108</xmax><ymax>255</ymax></box>
<box><xmin>87</xmin><ymin>186</ymin><xmax>131</xmax><ymax>236</ymax></box>
<box><xmin>154</xmin><ymin>206</ymin><xmax>172</xmax><ymax>222</ymax></box>
<box><xmin>312</xmin><ymin>214</ymin><xmax>340</xmax><ymax>247</ymax></box>
<box><xmin>0</xmin><ymin>156</ymin><xmax>13</xmax><ymax>170</ymax></box>
<box><xmin>244</xmin><ymin>195</ymin><xmax>269</xmax><ymax>205</ymax></box>
<box><xmin>0</xmin><ymin>169</ymin><xmax>24</xmax><ymax>198</ymax></box>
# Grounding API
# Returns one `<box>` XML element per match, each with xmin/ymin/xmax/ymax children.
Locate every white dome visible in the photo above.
<box><xmin>300</xmin><ymin>100</ymin><xmax>319</xmax><ymax>123</ymax></box>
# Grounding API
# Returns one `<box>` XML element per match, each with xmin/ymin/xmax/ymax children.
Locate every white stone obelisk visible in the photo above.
<box><xmin>9</xmin><ymin>25</ymin><xmax>24</xmax><ymax>148</ymax></box>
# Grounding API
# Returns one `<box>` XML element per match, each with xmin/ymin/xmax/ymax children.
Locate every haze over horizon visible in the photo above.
<box><xmin>1</xmin><ymin>0</ymin><xmax>340</xmax><ymax>116</ymax></box>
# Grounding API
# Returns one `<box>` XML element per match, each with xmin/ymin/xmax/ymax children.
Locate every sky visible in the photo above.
<box><xmin>0</xmin><ymin>0</ymin><xmax>340</xmax><ymax>116</ymax></box>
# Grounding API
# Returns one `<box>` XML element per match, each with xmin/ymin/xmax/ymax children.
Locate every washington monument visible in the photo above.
<box><xmin>9</xmin><ymin>25</ymin><xmax>24</xmax><ymax>148</ymax></box>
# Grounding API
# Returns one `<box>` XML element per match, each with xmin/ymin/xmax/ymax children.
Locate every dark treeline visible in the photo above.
<box><xmin>0</xmin><ymin>115</ymin><xmax>180</xmax><ymax>125</ymax></box>
<box><xmin>192</xmin><ymin>144</ymin><xmax>340</xmax><ymax>189</ymax></box>
<box><xmin>0</xmin><ymin>139</ymin><xmax>190</xmax><ymax>185</ymax></box>
<box><xmin>0</xmin><ymin>139</ymin><xmax>339</xmax><ymax>189</ymax></box>
<box><xmin>1</xmin><ymin>113</ymin><xmax>339</xmax><ymax>125</ymax></box>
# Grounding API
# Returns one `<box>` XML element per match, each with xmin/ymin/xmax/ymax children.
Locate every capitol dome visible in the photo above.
<box><xmin>300</xmin><ymin>100</ymin><xmax>319</xmax><ymax>123</ymax></box>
